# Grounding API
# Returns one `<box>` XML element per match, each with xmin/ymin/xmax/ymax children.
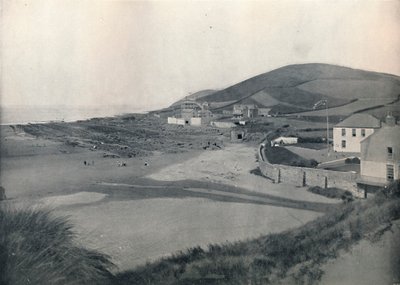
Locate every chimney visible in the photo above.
<box><xmin>385</xmin><ymin>114</ymin><xmax>396</xmax><ymax>127</ymax></box>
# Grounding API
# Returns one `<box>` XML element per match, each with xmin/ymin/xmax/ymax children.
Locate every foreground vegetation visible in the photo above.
<box><xmin>1</xmin><ymin>182</ymin><xmax>398</xmax><ymax>284</ymax></box>
<box><xmin>116</xmin><ymin>181</ymin><xmax>400</xmax><ymax>285</ymax></box>
<box><xmin>307</xmin><ymin>186</ymin><xmax>354</xmax><ymax>202</ymax></box>
<box><xmin>0</xmin><ymin>207</ymin><xmax>115</xmax><ymax>285</ymax></box>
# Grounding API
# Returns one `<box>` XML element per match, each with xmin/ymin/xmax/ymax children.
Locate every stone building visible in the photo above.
<box><xmin>231</xmin><ymin>129</ymin><xmax>246</xmax><ymax>142</ymax></box>
<box><xmin>232</xmin><ymin>104</ymin><xmax>258</xmax><ymax>119</ymax></box>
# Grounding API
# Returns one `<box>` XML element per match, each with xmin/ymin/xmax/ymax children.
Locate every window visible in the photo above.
<box><xmin>387</xmin><ymin>164</ymin><xmax>394</xmax><ymax>181</ymax></box>
<box><xmin>352</xmin><ymin>129</ymin><xmax>356</xmax><ymax>137</ymax></box>
<box><xmin>388</xmin><ymin>147</ymin><xmax>393</xmax><ymax>159</ymax></box>
<box><xmin>361</xmin><ymin>129</ymin><xmax>366</xmax><ymax>137</ymax></box>
<box><xmin>341</xmin><ymin>140</ymin><xmax>346</xmax><ymax>148</ymax></box>
<box><xmin>341</xmin><ymin>128</ymin><xmax>346</xmax><ymax>136</ymax></box>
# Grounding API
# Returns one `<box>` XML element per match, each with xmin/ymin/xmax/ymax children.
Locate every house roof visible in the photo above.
<box><xmin>335</xmin><ymin>113</ymin><xmax>381</xmax><ymax>128</ymax></box>
<box><xmin>360</xmin><ymin>124</ymin><xmax>400</xmax><ymax>161</ymax></box>
<box><xmin>361</xmin><ymin>124</ymin><xmax>400</xmax><ymax>146</ymax></box>
<box><xmin>271</xmin><ymin>136</ymin><xmax>298</xmax><ymax>142</ymax></box>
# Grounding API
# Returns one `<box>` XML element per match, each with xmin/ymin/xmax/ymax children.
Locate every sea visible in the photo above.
<box><xmin>0</xmin><ymin>105</ymin><xmax>151</xmax><ymax>125</ymax></box>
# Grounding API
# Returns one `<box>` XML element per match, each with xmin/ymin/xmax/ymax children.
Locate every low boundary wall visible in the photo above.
<box><xmin>258</xmin><ymin>144</ymin><xmax>365</xmax><ymax>198</ymax></box>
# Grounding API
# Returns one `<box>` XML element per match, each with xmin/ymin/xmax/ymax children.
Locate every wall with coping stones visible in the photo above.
<box><xmin>258</xmin><ymin>144</ymin><xmax>364</xmax><ymax>198</ymax></box>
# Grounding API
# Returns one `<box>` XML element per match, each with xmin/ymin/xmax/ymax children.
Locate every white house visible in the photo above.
<box><xmin>333</xmin><ymin>113</ymin><xmax>381</xmax><ymax>153</ymax></box>
<box><xmin>359</xmin><ymin>115</ymin><xmax>400</xmax><ymax>185</ymax></box>
<box><xmin>271</xmin><ymin>136</ymin><xmax>298</xmax><ymax>146</ymax></box>
<box><xmin>167</xmin><ymin>117</ymin><xmax>186</xmax><ymax>125</ymax></box>
<box><xmin>168</xmin><ymin>99</ymin><xmax>213</xmax><ymax>126</ymax></box>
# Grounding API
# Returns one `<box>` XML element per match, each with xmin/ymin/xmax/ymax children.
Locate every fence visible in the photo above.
<box><xmin>258</xmin><ymin>144</ymin><xmax>364</xmax><ymax>198</ymax></box>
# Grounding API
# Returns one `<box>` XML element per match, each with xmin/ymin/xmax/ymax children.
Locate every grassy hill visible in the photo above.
<box><xmin>171</xmin><ymin>64</ymin><xmax>400</xmax><ymax>116</ymax></box>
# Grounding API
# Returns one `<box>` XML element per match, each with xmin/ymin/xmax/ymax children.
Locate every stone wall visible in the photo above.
<box><xmin>258</xmin><ymin>144</ymin><xmax>364</xmax><ymax>198</ymax></box>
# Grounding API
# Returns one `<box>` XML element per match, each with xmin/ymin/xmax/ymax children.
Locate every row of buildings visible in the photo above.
<box><xmin>168</xmin><ymin>99</ymin><xmax>399</xmax><ymax>188</ymax></box>
<box><xmin>168</xmin><ymin>101</ymin><xmax>271</xmax><ymax>127</ymax></box>
<box><xmin>229</xmin><ymin>104</ymin><xmax>271</xmax><ymax>118</ymax></box>
<box><xmin>332</xmin><ymin>113</ymin><xmax>399</xmax><ymax>186</ymax></box>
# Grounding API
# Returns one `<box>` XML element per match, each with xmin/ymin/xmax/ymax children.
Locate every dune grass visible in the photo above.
<box><xmin>115</xmin><ymin>181</ymin><xmax>400</xmax><ymax>285</ymax></box>
<box><xmin>0</xmin><ymin>206</ymin><xmax>115</xmax><ymax>285</ymax></box>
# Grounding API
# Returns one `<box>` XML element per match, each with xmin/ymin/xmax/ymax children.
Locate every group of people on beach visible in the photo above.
<box><xmin>117</xmin><ymin>161</ymin><xmax>127</xmax><ymax>167</ymax></box>
<box><xmin>83</xmin><ymin>160</ymin><xmax>95</xmax><ymax>166</ymax></box>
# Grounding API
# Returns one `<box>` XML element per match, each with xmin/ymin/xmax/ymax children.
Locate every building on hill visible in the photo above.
<box><xmin>258</xmin><ymin>108</ymin><xmax>271</xmax><ymax>117</ymax></box>
<box><xmin>233</xmin><ymin>104</ymin><xmax>258</xmax><ymax>119</ymax></box>
<box><xmin>168</xmin><ymin>100</ymin><xmax>213</xmax><ymax>126</ymax></box>
<box><xmin>333</xmin><ymin>113</ymin><xmax>381</xmax><ymax>153</ymax></box>
<box><xmin>359</xmin><ymin>115</ymin><xmax>400</xmax><ymax>185</ymax></box>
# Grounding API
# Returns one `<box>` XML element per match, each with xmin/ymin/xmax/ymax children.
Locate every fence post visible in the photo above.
<box><xmin>278</xmin><ymin>168</ymin><xmax>281</xmax><ymax>183</ymax></box>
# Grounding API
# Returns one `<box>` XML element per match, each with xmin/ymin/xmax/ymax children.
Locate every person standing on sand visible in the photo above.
<box><xmin>0</xmin><ymin>186</ymin><xmax>6</xmax><ymax>201</ymax></box>
<box><xmin>84</xmin><ymin>161</ymin><xmax>87</xmax><ymax>166</ymax></box>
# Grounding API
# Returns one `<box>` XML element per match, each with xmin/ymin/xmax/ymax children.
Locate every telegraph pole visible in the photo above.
<box><xmin>313</xmin><ymin>99</ymin><xmax>329</xmax><ymax>157</ymax></box>
<box><xmin>325</xmin><ymin>100</ymin><xmax>329</xmax><ymax>156</ymax></box>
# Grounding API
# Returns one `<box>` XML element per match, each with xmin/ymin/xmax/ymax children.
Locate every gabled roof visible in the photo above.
<box><xmin>335</xmin><ymin>113</ymin><xmax>381</xmax><ymax>128</ymax></box>
<box><xmin>361</xmin><ymin>124</ymin><xmax>400</xmax><ymax>146</ymax></box>
<box><xmin>361</xmin><ymin>124</ymin><xmax>400</xmax><ymax>161</ymax></box>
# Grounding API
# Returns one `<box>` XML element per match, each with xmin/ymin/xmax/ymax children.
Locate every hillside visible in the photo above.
<box><xmin>172</xmin><ymin>64</ymin><xmax>400</xmax><ymax>116</ymax></box>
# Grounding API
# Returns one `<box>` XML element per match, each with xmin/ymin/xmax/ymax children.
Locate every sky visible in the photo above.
<box><xmin>2</xmin><ymin>0</ymin><xmax>400</xmax><ymax>111</ymax></box>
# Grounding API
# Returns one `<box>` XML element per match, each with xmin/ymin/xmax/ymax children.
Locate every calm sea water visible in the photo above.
<box><xmin>0</xmin><ymin>105</ymin><xmax>150</xmax><ymax>125</ymax></box>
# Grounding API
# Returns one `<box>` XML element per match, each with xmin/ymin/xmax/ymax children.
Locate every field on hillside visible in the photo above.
<box><xmin>294</xmin><ymin>97</ymin><xmax>396</xmax><ymax>117</ymax></box>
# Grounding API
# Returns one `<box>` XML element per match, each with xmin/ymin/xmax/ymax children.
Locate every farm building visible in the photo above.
<box><xmin>231</xmin><ymin>129</ymin><xmax>246</xmax><ymax>142</ymax></box>
<box><xmin>232</xmin><ymin>104</ymin><xmax>258</xmax><ymax>118</ymax></box>
<box><xmin>258</xmin><ymin>108</ymin><xmax>271</xmax><ymax>117</ymax></box>
<box><xmin>359</xmin><ymin>115</ymin><xmax>400</xmax><ymax>185</ymax></box>
<box><xmin>271</xmin><ymin>136</ymin><xmax>298</xmax><ymax>146</ymax></box>
<box><xmin>333</xmin><ymin>113</ymin><xmax>381</xmax><ymax>153</ymax></box>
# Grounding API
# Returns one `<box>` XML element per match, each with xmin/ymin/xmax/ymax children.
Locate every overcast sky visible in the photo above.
<box><xmin>2</xmin><ymin>0</ymin><xmax>400</xmax><ymax>110</ymax></box>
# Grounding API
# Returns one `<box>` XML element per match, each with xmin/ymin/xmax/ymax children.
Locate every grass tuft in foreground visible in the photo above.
<box><xmin>116</xmin><ymin>181</ymin><xmax>400</xmax><ymax>285</ymax></box>
<box><xmin>0</xmin><ymin>206</ymin><xmax>115</xmax><ymax>285</ymax></box>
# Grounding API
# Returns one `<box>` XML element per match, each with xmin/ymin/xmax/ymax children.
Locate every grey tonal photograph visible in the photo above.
<box><xmin>1</xmin><ymin>1</ymin><xmax>399</xmax><ymax>284</ymax></box>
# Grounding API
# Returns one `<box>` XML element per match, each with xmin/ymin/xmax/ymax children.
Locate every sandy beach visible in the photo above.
<box><xmin>4</xmin><ymin>122</ymin><xmax>396</xmax><ymax>282</ymax></box>
<box><xmin>1</xmin><ymin>121</ymin><xmax>399</xmax><ymax>283</ymax></box>
<box><xmin>1</xmin><ymin>124</ymin><xmax>339</xmax><ymax>271</ymax></box>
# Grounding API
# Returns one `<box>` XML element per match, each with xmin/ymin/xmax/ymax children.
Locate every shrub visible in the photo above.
<box><xmin>307</xmin><ymin>186</ymin><xmax>354</xmax><ymax>202</ymax></box>
<box><xmin>345</xmin><ymin>157</ymin><xmax>360</xmax><ymax>164</ymax></box>
<box><xmin>0</xmin><ymin>207</ymin><xmax>115</xmax><ymax>285</ymax></box>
